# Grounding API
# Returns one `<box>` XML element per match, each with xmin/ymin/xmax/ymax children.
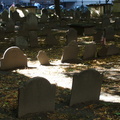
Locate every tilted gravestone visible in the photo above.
<box><xmin>0</xmin><ymin>46</ymin><xmax>27</xmax><ymax>70</ymax></box>
<box><xmin>37</xmin><ymin>50</ymin><xmax>50</xmax><ymax>65</ymax></box>
<box><xmin>82</xmin><ymin>44</ymin><xmax>96</xmax><ymax>60</ymax></box>
<box><xmin>66</xmin><ymin>28</ymin><xmax>77</xmax><ymax>44</ymax></box>
<box><xmin>18</xmin><ymin>77</ymin><xmax>56</xmax><ymax>118</ymax></box>
<box><xmin>70</xmin><ymin>69</ymin><xmax>103</xmax><ymax>106</ymax></box>
<box><xmin>61</xmin><ymin>40</ymin><xmax>80</xmax><ymax>63</ymax></box>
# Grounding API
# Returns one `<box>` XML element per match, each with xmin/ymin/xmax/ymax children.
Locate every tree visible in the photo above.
<box><xmin>54</xmin><ymin>0</ymin><xmax>61</xmax><ymax>19</ymax></box>
<box><xmin>106</xmin><ymin>0</ymin><xmax>109</xmax><ymax>4</ymax></box>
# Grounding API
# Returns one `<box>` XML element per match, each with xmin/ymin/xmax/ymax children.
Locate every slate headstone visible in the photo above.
<box><xmin>0</xmin><ymin>46</ymin><xmax>27</xmax><ymax>70</ymax></box>
<box><xmin>18</xmin><ymin>77</ymin><xmax>56</xmax><ymax>117</ymax></box>
<box><xmin>70</xmin><ymin>69</ymin><xmax>103</xmax><ymax>106</ymax></box>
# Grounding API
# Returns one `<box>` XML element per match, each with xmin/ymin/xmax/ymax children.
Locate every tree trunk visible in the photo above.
<box><xmin>54</xmin><ymin>0</ymin><xmax>61</xmax><ymax>19</ymax></box>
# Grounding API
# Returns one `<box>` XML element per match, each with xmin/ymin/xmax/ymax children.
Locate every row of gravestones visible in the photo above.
<box><xmin>18</xmin><ymin>69</ymin><xmax>103</xmax><ymax>118</ymax></box>
<box><xmin>0</xmin><ymin>43</ymin><xmax>120</xmax><ymax>70</ymax></box>
<box><xmin>61</xmin><ymin>41</ymin><xmax>120</xmax><ymax>63</ymax></box>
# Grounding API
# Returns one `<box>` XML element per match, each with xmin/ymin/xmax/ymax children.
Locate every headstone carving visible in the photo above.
<box><xmin>18</xmin><ymin>77</ymin><xmax>56</xmax><ymax>117</ymax></box>
<box><xmin>37</xmin><ymin>50</ymin><xmax>50</xmax><ymax>65</ymax></box>
<box><xmin>0</xmin><ymin>46</ymin><xmax>27</xmax><ymax>70</ymax></box>
<box><xmin>70</xmin><ymin>69</ymin><xmax>103</xmax><ymax>106</ymax></box>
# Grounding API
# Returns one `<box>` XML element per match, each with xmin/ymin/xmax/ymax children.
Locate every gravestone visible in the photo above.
<box><xmin>84</xmin><ymin>27</ymin><xmax>96</xmax><ymax>36</ymax></box>
<box><xmin>28</xmin><ymin>31</ymin><xmax>38</xmax><ymax>47</ymax></box>
<box><xmin>26</xmin><ymin>13</ymin><xmax>38</xmax><ymax>31</ymax></box>
<box><xmin>40</xmin><ymin>13</ymin><xmax>48</xmax><ymax>22</ymax></box>
<box><xmin>0</xmin><ymin>46</ymin><xmax>27</xmax><ymax>70</ymax></box>
<box><xmin>97</xmin><ymin>46</ymin><xmax>108</xmax><ymax>57</ymax></box>
<box><xmin>82</xmin><ymin>44</ymin><xmax>96</xmax><ymax>60</ymax></box>
<box><xmin>114</xmin><ymin>17</ymin><xmax>120</xmax><ymax>30</ymax></box>
<box><xmin>102</xmin><ymin>15</ymin><xmax>110</xmax><ymax>28</ymax></box>
<box><xmin>61</xmin><ymin>40</ymin><xmax>80</xmax><ymax>63</ymax></box>
<box><xmin>5</xmin><ymin>18</ymin><xmax>15</xmax><ymax>33</ymax></box>
<box><xmin>11</xmin><ymin>11</ymin><xmax>21</xmax><ymax>23</ymax></box>
<box><xmin>16</xmin><ymin>36</ymin><xmax>29</xmax><ymax>49</ymax></box>
<box><xmin>105</xmin><ymin>26</ymin><xmax>115</xmax><ymax>41</ymax></box>
<box><xmin>45</xmin><ymin>32</ymin><xmax>59</xmax><ymax>46</ymax></box>
<box><xmin>107</xmin><ymin>45</ymin><xmax>120</xmax><ymax>56</ymax></box>
<box><xmin>18</xmin><ymin>77</ymin><xmax>56</xmax><ymax>117</ymax></box>
<box><xmin>66</xmin><ymin>28</ymin><xmax>77</xmax><ymax>44</ymax></box>
<box><xmin>1</xmin><ymin>9</ymin><xmax>9</xmax><ymax>22</ymax></box>
<box><xmin>93</xmin><ymin>29</ymin><xmax>103</xmax><ymax>43</ymax></box>
<box><xmin>70</xmin><ymin>69</ymin><xmax>103</xmax><ymax>106</ymax></box>
<box><xmin>37</xmin><ymin>50</ymin><xmax>50</xmax><ymax>65</ymax></box>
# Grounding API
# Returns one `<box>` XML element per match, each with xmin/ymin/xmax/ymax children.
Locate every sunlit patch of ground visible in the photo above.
<box><xmin>16</xmin><ymin>59</ymin><xmax>120</xmax><ymax>103</ymax></box>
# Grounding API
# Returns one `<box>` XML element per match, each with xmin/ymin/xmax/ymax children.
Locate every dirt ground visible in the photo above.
<box><xmin>0</xmin><ymin>33</ymin><xmax>120</xmax><ymax>120</ymax></box>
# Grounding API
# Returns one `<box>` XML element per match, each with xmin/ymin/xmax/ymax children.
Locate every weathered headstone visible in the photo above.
<box><xmin>28</xmin><ymin>31</ymin><xmax>38</xmax><ymax>47</ymax></box>
<box><xmin>15</xmin><ymin>36</ymin><xmax>29</xmax><ymax>49</ymax></box>
<box><xmin>66</xmin><ymin>28</ymin><xmax>77</xmax><ymax>44</ymax></box>
<box><xmin>1</xmin><ymin>9</ymin><xmax>9</xmax><ymax>22</ymax></box>
<box><xmin>0</xmin><ymin>46</ymin><xmax>27</xmax><ymax>70</ymax></box>
<box><xmin>61</xmin><ymin>40</ymin><xmax>80</xmax><ymax>63</ymax></box>
<box><xmin>84</xmin><ymin>27</ymin><xmax>96</xmax><ymax>36</ymax></box>
<box><xmin>70</xmin><ymin>69</ymin><xmax>103</xmax><ymax>106</ymax></box>
<box><xmin>107</xmin><ymin>45</ymin><xmax>120</xmax><ymax>56</ymax></box>
<box><xmin>26</xmin><ymin>13</ymin><xmax>38</xmax><ymax>31</ymax></box>
<box><xmin>5</xmin><ymin>18</ymin><xmax>15</xmax><ymax>33</ymax></box>
<box><xmin>18</xmin><ymin>77</ymin><xmax>56</xmax><ymax>117</ymax></box>
<box><xmin>82</xmin><ymin>44</ymin><xmax>96</xmax><ymax>60</ymax></box>
<box><xmin>102</xmin><ymin>15</ymin><xmax>110</xmax><ymax>28</ymax></box>
<box><xmin>11</xmin><ymin>11</ymin><xmax>21</xmax><ymax>23</ymax></box>
<box><xmin>114</xmin><ymin>17</ymin><xmax>120</xmax><ymax>30</ymax></box>
<box><xmin>105</xmin><ymin>26</ymin><xmax>115</xmax><ymax>41</ymax></box>
<box><xmin>45</xmin><ymin>32</ymin><xmax>59</xmax><ymax>46</ymax></box>
<box><xmin>93</xmin><ymin>29</ymin><xmax>103</xmax><ymax>43</ymax></box>
<box><xmin>97</xmin><ymin>46</ymin><xmax>108</xmax><ymax>57</ymax></box>
<box><xmin>37</xmin><ymin>50</ymin><xmax>50</xmax><ymax>65</ymax></box>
